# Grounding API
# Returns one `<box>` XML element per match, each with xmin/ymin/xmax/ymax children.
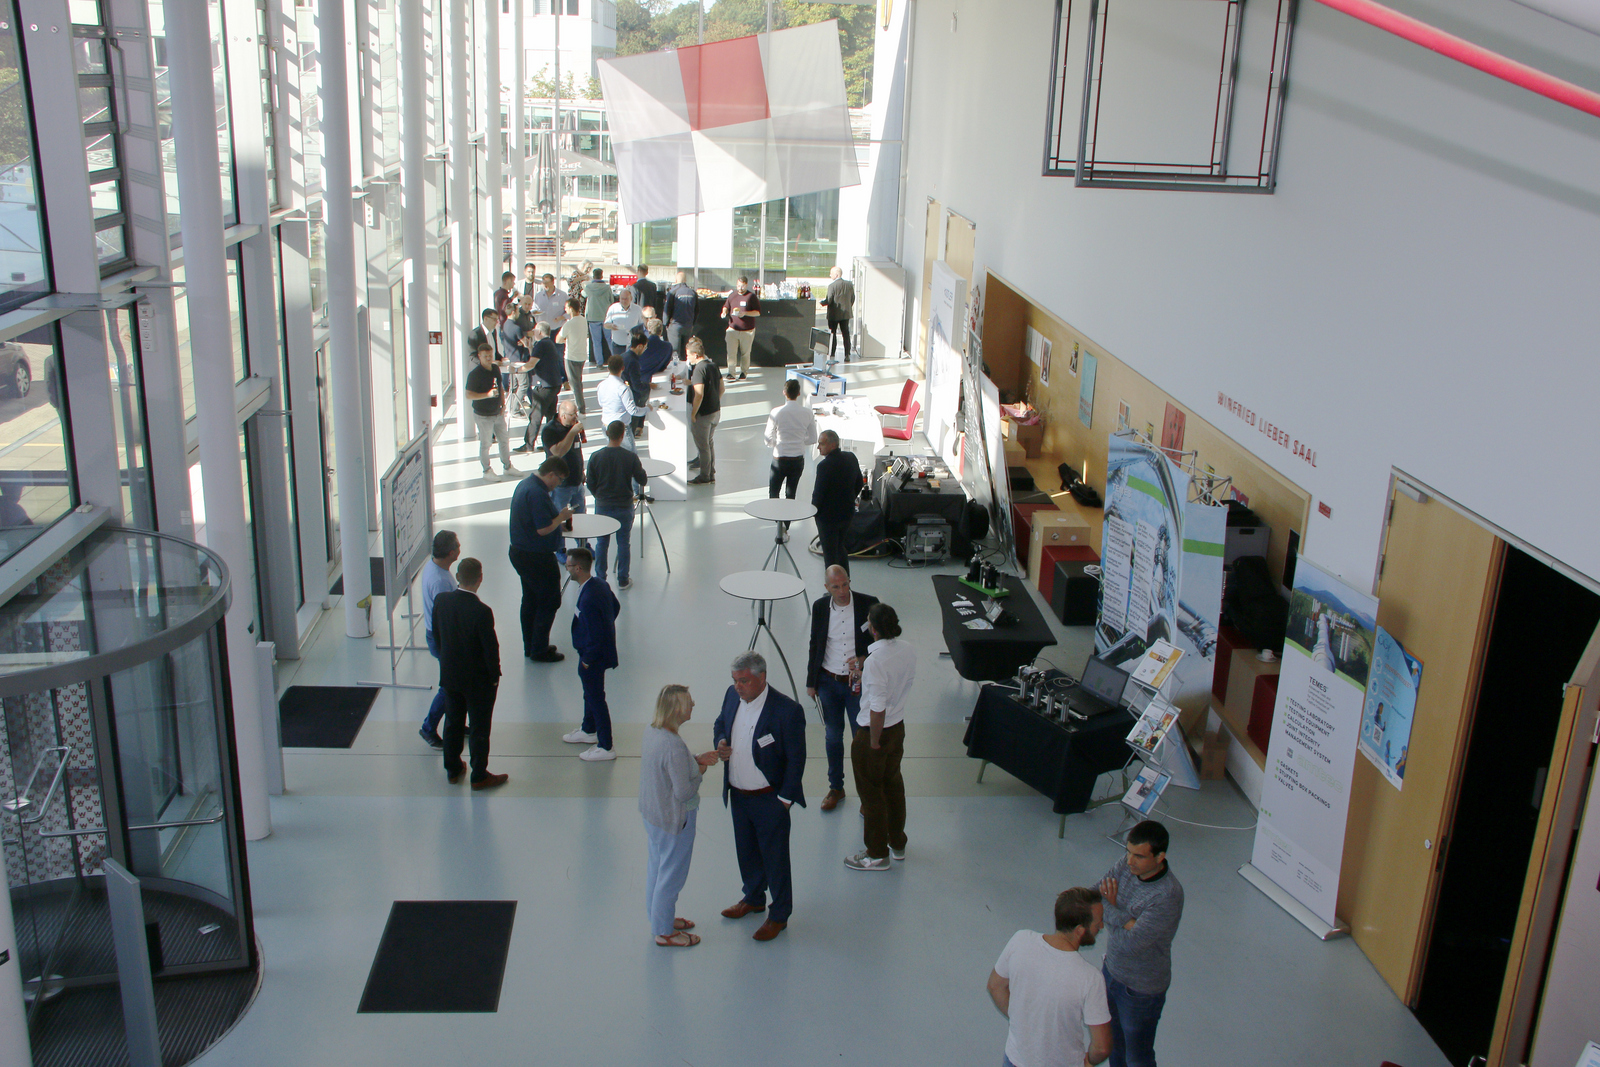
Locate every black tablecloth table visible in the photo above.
<box><xmin>690</xmin><ymin>297</ymin><xmax>816</xmax><ymax>367</ymax></box>
<box><xmin>963</xmin><ymin>673</ymin><xmax>1136</xmax><ymax>834</ymax></box>
<box><xmin>873</xmin><ymin>457</ymin><xmax>971</xmax><ymax>557</ymax></box>
<box><xmin>932</xmin><ymin>574</ymin><xmax>1057</xmax><ymax>681</ymax></box>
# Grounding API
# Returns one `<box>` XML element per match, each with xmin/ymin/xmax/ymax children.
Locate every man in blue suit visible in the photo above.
<box><xmin>713</xmin><ymin>651</ymin><xmax>806</xmax><ymax>941</ymax></box>
<box><xmin>563</xmin><ymin>547</ymin><xmax>620</xmax><ymax>762</ymax></box>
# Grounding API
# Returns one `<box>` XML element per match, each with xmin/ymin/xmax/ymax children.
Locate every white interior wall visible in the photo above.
<box><xmin>898</xmin><ymin>0</ymin><xmax>1600</xmax><ymax>588</ymax></box>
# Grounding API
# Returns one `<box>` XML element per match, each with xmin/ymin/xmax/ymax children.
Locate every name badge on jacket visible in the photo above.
<box><xmin>757</xmin><ymin>733</ymin><xmax>776</xmax><ymax>748</ymax></box>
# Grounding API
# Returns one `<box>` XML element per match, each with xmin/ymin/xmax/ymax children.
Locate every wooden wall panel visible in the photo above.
<box><xmin>985</xmin><ymin>269</ymin><xmax>1311</xmax><ymax>584</ymax></box>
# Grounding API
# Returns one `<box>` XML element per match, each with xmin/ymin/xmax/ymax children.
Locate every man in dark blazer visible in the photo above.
<box><xmin>805</xmin><ymin>565</ymin><xmax>880</xmax><ymax>811</ymax></box>
<box><xmin>713</xmin><ymin>651</ymin><xmax>806</xmax><ymax>941</ymax></box>
<box><xmin>563</xmin><ymin>547</ymin><xmax>620</xmax><ymax>762</ymax></box>
<box><xmin>467</xmin><ymin>307</ymin><xmax>506</xmax><ymax>371</ymax></box>
<box><xmin>811</xmin><ymin>429</ymin><xmax>862</xmax><ymax>575</ymax></box>
<box><xmin>432</xmin><ymin>557</ymin><xmax>509</xmax><ymax>789</ymax></box>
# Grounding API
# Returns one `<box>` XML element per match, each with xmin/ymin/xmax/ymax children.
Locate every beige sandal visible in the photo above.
<box><xmin>674</xmin><ymin>917</ymin><xmax>696</xmax><ymax>931</ymax></box>
<box><xmin>655</xmin><ymin>930</ymin><xmax>700</xmax><ymax>947</ymax></box>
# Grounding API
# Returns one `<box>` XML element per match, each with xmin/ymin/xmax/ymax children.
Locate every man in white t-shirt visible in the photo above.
<box><xmin>987</xmin><ymin>887</ymin><xmax>1113</xmax><ymax>1067</ymax></box>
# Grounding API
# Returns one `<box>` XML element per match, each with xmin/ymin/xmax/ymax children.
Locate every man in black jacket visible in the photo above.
<box><xmin>663</xmin><ymin>269</ymin><xmax>698</xmax><ymax>354</ymax></box>
<box><xmin>811</xmin><ymin>429</ymin><xmax>861</xmax><ymax>575</ymax></box>
<box><xmin>805</xmin><ymin>565</ymin><xmax>879</xmax><ymax>811</ymax></box>
<box><xmin>432</xmin><ymin>557</ymin><xmax>509</xmax><ymax>789</ymax></box>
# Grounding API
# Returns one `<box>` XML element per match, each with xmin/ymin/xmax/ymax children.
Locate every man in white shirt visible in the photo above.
<box><xmin>604</xmin><ymin>288</ymin><xmax>644</xmax><ymax>360</ymax></box>
<box><xmin>418</xmin><ymin>529</ymin><xmax>460</xmax><ymax>749</ymax></box>
<box><xmin>712</xmin><ymin>651</ymin><xmax>808</xmax><ymax>941</ymax></box>
<box><xmin>764</xmin><ymin>378</ymin><xmax>818</xmax><ymax>540</ymax></box>
<box><xmin>845</xmin><ymin>602</ymin><xmax>916</xmax><ymax>871</ymax></box>
<box><xmin>987</xmin><ymin>888</ymin><xmax>1113</xmax><ymax>1067</ymax></box>
<box><xmin>596</xmin><ymin>353</ymin><xmax>643</xmax><ymax>453</ymax></box>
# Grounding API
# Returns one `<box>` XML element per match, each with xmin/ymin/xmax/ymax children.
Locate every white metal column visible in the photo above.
<box><xmin>511</xmin><ymin>0</ymin><xmax>524</xmax><ymax>277</ymax></box>
<box><xmin>320</xmin><ymin>0</ymin><xmax>375</xmax><ymax>638</ymax></box>
<box><xmin>450</xmin><ymin>0</ymin><xmax>471</xmax><ymax>431</ymax></box>
<box><xmin>226</xmin><ymin>0</ymin><xmax>301</xmax><ymax>657</ymax></box>
<box><xmin>402</xmin><ymin>0</ymin><xmax>430</xmax><ymax>434</ymax></box>
<box><xmin>163</xmin><ymin>0</ymin><xmax>270</xmax><ymax>840</ymax></box>
<box><xmin>484</xmin><ymin>0</ymin><xmax>500</xmax><ymax>295</ymax></box>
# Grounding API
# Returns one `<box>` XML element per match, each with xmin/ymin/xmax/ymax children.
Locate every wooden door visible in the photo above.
<box><xmin>1337</xmin><ymin>482</ymin><xmax>1504</xmax><ymax>1001</ymax></box>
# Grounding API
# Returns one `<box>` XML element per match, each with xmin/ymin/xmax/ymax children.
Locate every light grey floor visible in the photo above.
<box><xmin>202</xmin><ymin>357</ymin><xmax>1451</xmax><ymax>1067</ymax></box>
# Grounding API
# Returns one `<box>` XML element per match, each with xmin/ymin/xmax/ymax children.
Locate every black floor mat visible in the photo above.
<box><xmin>329</xmin><ymin>556</ymin><xmax>386</xmax><ymax>597</ymax></box>
<box><xmin>357</xmin><ymin>901</ymin><xmax>518</xmax><ymax>1013</ymax></box>
<box><xmin>277</xmin><ymin>685</ymin><xmax>380</xmax><ymax>748</ymax></box>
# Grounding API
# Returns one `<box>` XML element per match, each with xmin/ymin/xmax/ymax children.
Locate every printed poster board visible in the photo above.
<box><xmin>381</xmin><ymin>430</ymin><xmax>435</xmax><ymax>602</ymax></box>
<box><xmin>1358</xmin><ymin>625</ymin><xmax>1423</xmax><ymax>791</ymax></box>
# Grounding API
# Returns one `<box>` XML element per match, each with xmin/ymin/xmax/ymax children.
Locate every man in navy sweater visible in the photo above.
<box><xmin>562</xmin><ymin>546</ymin><xmax>620</xmax><ymax>762</ymax></box>
<box><xmin>713</xmin><ymin>651</ymin><xmax>806</xmax><ymax>941</ymax></box>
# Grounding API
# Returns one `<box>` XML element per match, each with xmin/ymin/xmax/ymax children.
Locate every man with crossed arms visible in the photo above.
<box><xmin>805</xmin><ymin>565</ymin><xmax>878</xmax><ymax>812</ymax></box>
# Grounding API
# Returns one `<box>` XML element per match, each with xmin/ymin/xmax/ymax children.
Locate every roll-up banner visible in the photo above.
<box><xmin>1246</xmin><ymin>557</ymin><xmax>1378</xmax><ymax>933</ymax></box>
<box><xmin>1097</xmin><ymin>436</ymin><xmax>1225</xmax><ymax>720</ymax></box>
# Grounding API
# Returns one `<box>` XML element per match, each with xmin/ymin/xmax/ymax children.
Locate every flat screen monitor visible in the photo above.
<box><xmin>1080</xmin><ymin>655</ymin><xmax>1131</xmax><ymax>706</ymax></box>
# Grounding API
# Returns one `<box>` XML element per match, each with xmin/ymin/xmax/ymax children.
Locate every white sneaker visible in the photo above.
<box><xmin>844</xmin><ymin>850</ymin><xmax>890</xmax><ymax>872</ymax></box>
<box><xmin>890</xmin><ymin>847</ymin><xmax>906</xmax><ymax>862</ymax></box>
<box><xmin>562</xmin><ymin>729</ymin><xmax>598</xmax><ymax>744</ymax></box>
<box><xmin>579</xmin><ymin>746</ymin><xmax>616</xmax><ymax>761</ymax></box>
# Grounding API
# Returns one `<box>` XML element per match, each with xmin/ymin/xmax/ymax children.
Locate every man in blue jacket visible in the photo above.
<box><xmin>713</xmin><ymin>651</ymin><xmax>806</xmax><ymax>941</ymax></box>
<box><xmin>563</xmin><ymin>546</ymin><xmax>620</xmax><ymax>762</ymax></box>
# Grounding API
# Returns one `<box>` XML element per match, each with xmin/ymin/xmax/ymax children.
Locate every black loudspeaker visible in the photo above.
<box><xmin>958</xmin><ymin>500</ymin><xmax>990</xmax><ymax>542</ymax></box>
<box><xmin>1050</xmin><ymin>563</ymin><xmax>1100</xmax><ymax>626</ymax></box>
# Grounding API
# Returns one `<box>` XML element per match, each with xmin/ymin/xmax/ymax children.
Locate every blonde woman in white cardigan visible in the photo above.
<box><xmin>639</xmin><ymin>684</ymin><xmax>720</xmax><ymax>947</ymax></box>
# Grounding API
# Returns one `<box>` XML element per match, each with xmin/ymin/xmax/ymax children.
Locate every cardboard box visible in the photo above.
<box><xmin>1003</xmin><ymin>416</ymin><xmax>1045</xmax><ymax>459</ymax></box>
<box><xmin>1026</xmin><ymin>511</ymin><xmax>1091</xmax><ymax>579</ymax></box>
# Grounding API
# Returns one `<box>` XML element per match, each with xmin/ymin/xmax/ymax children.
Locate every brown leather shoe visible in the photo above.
<box><xmin>820</xmin><ymin>789</ymin><xmax>845</xmax><ymax>812</ymax></box>
<box><xmin>720</xmin><ymin>900</ymin><xmax>766</xmax><ymax>920</ymax></box>
<box><xmin>447</xmin><ymin>764</ymin><xmax>468</xmax><ymax>785</ymax></box>
<box><xmin>471</xmin><ymin>772</ymin><xmax>509</xmax><ymax>790</ymax></box>
<box><xmin>752</xmin><ymin>920</ymin><xmax>787</xmax><ymax>942</ymax></box>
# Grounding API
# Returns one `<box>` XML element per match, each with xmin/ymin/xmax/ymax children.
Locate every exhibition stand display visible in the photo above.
<box><xmin>932</xmin><ymin>574</ymin><xmax>1056</xmax><ymax>682</ymax></box>
<box><xmin>964</xmin><ymin>674</ymin><xmax>1136</xmax><ymax>836</ymax></box>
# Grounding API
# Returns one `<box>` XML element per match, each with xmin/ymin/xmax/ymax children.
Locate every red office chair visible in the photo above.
<box><xmin>874</xmin><ymin>379</ymin><xmax>918</xmax><ymax>418</ymax></box>
<box><xmin>882</xmin><ymin>399</ymin><xmax>920</xmax><ymax>442</ymax></box>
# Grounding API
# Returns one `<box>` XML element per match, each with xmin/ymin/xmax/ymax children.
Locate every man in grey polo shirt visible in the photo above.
<box><xmin>1097</xmin><ymin>820</ymin><xmax>1184</xmax><ymax>1067</ymax></box>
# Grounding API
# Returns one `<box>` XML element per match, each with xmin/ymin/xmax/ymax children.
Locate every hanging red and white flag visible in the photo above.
<box><xmin>597</xmin><ymin>22</ymin><xmax>861</xmax><ymax>223</ymax></box>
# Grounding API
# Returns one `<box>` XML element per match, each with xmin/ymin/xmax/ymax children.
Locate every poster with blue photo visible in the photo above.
<box><xmin>1358</xmin><ymin>625</ymin><xmax>1423</xmax><ymax>791</ymax></box>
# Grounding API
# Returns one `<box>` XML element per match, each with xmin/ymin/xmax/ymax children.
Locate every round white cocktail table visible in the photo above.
<box><xmin>636</xmin><ymin>458</ymin><xmax>674</xmax><ymax>573</ymax></box>
<box><xmin>719</xmin><ymin>569</ymin><xmax>807</xmax><ymax>696</ymax></box>
<box><xmin>742</xmin><ymin>498</ymin><xmax>817</xmax><ymax>578</ymax></box>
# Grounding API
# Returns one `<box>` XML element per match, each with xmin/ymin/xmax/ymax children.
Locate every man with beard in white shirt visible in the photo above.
<box><xmin>988</xmin><ymin>887</ymin><xmax>1113</xmax><ymax>1067</ymax></box>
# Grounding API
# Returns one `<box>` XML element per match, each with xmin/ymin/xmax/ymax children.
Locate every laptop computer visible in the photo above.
<box><xmin>1063</xmin><ymin>655</ymin><xmax>1132</xmax><ymax>718</ymax></box>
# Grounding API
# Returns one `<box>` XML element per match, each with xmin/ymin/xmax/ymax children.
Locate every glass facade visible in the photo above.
<box><xmin>0</xmin><ymin>327</ymin><xmax>71</xmax><ymax>560</ymax></box>
<box><xmin>0</xmin><ymin>6</ymin><xmax>49</xmax><ymax>310</ymax></box>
